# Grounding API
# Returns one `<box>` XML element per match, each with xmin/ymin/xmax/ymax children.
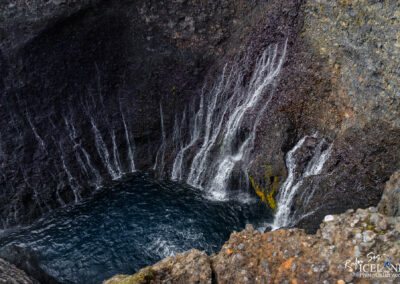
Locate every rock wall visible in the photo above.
<box><xmin>0</xmin><ymin>0</ymin><xmax>270</xmax><ymax>227</ymax></box>
<box><xmin>246</xmin><ymin>0</ymin><xmax>400</xmax><ymax>232</ymax></box>
<box><xmin>0</xmin><ymin>0</ymin><xmax>399</xmax><ymax>234</ymax></box>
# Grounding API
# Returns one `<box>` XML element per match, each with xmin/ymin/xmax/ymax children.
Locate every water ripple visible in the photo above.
<box><xmin>0</xmin><ymin>173</ymin><xmax>271</xmax><ymax>284</ymax></box>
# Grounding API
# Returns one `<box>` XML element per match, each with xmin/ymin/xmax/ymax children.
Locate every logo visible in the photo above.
<box><xmin>344</xmin><ymin>252</ymin><xmax>399</xmax><ymax>279</ymax></box>
<box><xmin>384</xmin><ymin>257</ymin><xmax>391</xmax><ymax>268</ymax></box>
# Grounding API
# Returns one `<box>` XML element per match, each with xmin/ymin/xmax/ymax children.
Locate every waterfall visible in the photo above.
<box><xmin>111</xmin><ymin>129</ymin><xmax>123</xmax><ymax>177</ymax></box>
<box><xmin>57</xmin><ymin>141</ymin><xmax>82</xmax><ymax>203</ymax></box>
<box><xmin>171</xmin><ymin>97</ymin><xmax>203</xmax><ymax>181</ymax></box>
<box><xmin>81</xmin><ymin>147</ymin><xmax>103</xmax><ymax>188</ymax></box>
<box><xmin>120</xmin><ymin>103</ymin><xmax>136</xmax><ymax>172</ymax></box>
<box><xmin>271</xmin><ymin>136</ymin><xmax>333</xmax><ymax>229</ymax></box>
<box><xmin>75</xmin><ymin>151</ymin><xmax>89</xmax><ymax>178</ymax></box>
<box><xmin>26</xmin><ymin>111</ymin><xmax>47</xmax><ymax>153</ymax></box>
<box><xmin>186</xmin><ymin>65</ymin><xmax>235</xmax><ymax>189</ymax></box>
<box><xmin>0</xmin><ymin>132</ymin><xmax>3</xmax><ymax>163</ymax></box>
<box><xmin>56</xmin><ymin>189</ymin><xmax>66</xmax><ymax>207</ymax></box>
<box><xmin>64</xmin><ymin>116</ymin><xmax>78</xmax><ymax>141</ymax></box>
<box><xmin>153</xmin><ymin>103</ymin><xmax>167</xmax><ymax>175</ymax></box>
<box><xmin>169</xmin><ymin>40</ymin><xmax>288</xmax><ymax>199</ymax></box>
<box><xmin>90</xmin><ymin>119</ymin><xmax>120</xmax><ymax>180</ymax></box>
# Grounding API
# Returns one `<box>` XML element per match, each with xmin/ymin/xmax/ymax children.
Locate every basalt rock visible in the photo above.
<box><xmin>0</xmin><ymin>245</ymin><xmax>61</xmax><ymax>284</ymax></box>
<box><xmin>0</xmin><ymin>257</ymin><xmax>38</xmax><ymax>284</ymax></box>
<box><xmin>0</xmin><ymin>0</ymin><xmax>271</xmax><ymax>227</ymax></box>
<box><xmin>248</xmin><ymin>0</ymin><xmax>400</xmax><ymax>231</ymax></box>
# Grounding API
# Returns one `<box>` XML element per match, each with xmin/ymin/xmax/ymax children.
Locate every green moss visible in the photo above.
<box><xmin>362</xmin><ymin>214</ymin><xmax>387</xmax><ymax>235</ymax></box>
<box><xmin>117</xmin><ymin>267</ymin><xmax>155</xmax><ymax>284</ymax></box>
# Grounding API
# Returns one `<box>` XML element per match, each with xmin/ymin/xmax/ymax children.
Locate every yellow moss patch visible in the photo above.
<box><xmin>249</xmin><ymin>167</ymin><xmax>279</xmax><ymax>210</ymax></box>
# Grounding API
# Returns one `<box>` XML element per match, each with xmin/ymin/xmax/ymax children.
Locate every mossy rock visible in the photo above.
<box><xmin>104</xmin><ymin>267</ymin><xmax>155</xmax><ymax>284</ymax></box>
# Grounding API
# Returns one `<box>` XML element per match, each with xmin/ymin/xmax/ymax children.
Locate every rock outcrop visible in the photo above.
<box><xmin>104</xmin><ymin>250</ymin><xmax>212</xmax><ymax>284</ymax></box>
<box><xmin>379</xmin><ymin>170</ymin><xmax>400</xmax><ymax>217</ymax></box>
<box><xmin>0</xmin><ymin>257</ymin><xmax>37</xmax><ymax>284</ymax></box>
<box><xmin>104</xmin><ymin>206</ymin><xmax>400</xmax><ymax>283</ymax></box>
<box><xmin>0</xmin><ymin>245</ymin><xmax>61</xmax><ymax>284</ymax></box>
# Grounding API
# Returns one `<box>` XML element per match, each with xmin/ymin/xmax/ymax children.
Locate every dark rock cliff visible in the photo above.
<box><xmin>0</xmin><ymin>0</ymin><xmax>269</xmax><ymax>227</ymax></box>
<box><xmin>0</xmin><ymin>257</ymin><xmax>38</xmax><ymax>284</ymax></box>
<box><xmin>0</xmin><ymin>0</ymin><xmax>399</xmax><ymax>235</ymax></box>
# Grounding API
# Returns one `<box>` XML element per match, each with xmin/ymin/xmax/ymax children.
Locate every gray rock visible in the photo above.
<box><xmin>362</xmin><ymin>230</ymin><xmax>376</xmax><ymax>243</ymax></box>
<box><xmin>379</xmin><ymin>170</ymin><xmax>400</xmax><ymax>217</ymax></box>
<box><xmin>0</xmin><ymin>245</ymin><xmax>60</xmax><ymax>284</ymax></box>
<box><xmin>0</xmin><ymin>258</ymin><xmax>37</xmax><ymax>284</ymax></box>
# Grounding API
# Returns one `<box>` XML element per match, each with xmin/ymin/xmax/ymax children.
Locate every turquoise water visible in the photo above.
<box><xmin>0</xmin><ymin>174</ymin><xmax>272</xmax><ymax>284</ymax></box>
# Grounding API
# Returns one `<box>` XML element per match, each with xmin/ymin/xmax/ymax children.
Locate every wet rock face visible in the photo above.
<box><xmin>0</xmin><ymin>0</ymin><xmax>399</xmax><ymax>232</ymax></box>
<box><xmin>104</xmin><ymin>208</ymin><xmax>400</xmax><ymax>283</ymax></box>
<box><xmin>285</xmin><ymin>0</ymin><xmax>400</xmax><ymax>231</ymax></box>
<box><xmin>0</xmin><ymin>0</ymin><xmax>268</xmax><ymax>227</ymax></box>
<box><xmin>248</xmin><ymin>0</ymin><xmax>400</xmax><ymax>231</ymax></box>
<box><xmin>294</xmin><ymin>122</ymin><xmax>400</xmax><ymax>233</ymax></box>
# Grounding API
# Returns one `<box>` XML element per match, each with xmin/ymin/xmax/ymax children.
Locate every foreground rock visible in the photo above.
<box><xmin>105</xmin><ymin>207</ymin><xmax>400</xmax><ymax>283</ymax></box>
<box><xmin>379</xmin><ymin>169</ymin><xmax>400</xmax><ymax>217</ymax></box>
<box><xmin>0</xmin><ymin>245</ymin><xmax>61</xmax><ymax>284</ymax></box>
<box><xmin>104</xmin><ymin>250</ymin><xmax>211</xmax><ymax>284</ymax></box>
<box><xmin>0</xmin><ymin>258</ymin><xmax>37</xmax><ymax>284</ymax></box>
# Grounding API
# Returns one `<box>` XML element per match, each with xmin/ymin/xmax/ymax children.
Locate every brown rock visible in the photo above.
<box><xmin>378</xmin><ymin>170</ymin><xmax>400</xmax><ymax>216</ymax></box>
<box><xmin>105</xmin><ymin>208</ymin><xmax>400</xmax><ymax>283</ymax></box>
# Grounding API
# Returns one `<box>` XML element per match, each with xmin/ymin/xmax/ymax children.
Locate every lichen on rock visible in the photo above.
<box><xmin>378</xmin><ymin>169</ymin><xmax>400</xmax><ymax>217</ymax></box>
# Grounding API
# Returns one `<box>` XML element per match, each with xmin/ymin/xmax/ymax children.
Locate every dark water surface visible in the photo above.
<box><xmin>0</xmin><ymin>174</ymin><xmax>272</xmax><ymax>284</ymax></box>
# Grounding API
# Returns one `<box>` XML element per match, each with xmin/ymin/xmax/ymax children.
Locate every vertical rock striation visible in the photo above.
<box><xmin>0</xmin><ymin>0</ymin><xmax>271</xmax><ymax>227</ymax></box>
<box><xmin>0</xmin><ymin>0</ymin><xmax>398</xmax><ymax>233</ymax></box>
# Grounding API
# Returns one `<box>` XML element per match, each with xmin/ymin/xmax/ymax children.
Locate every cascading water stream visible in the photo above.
<box><xmin>90</xmin><ymin>119</ymin><xmax>120</xmax><ymax>180</ymax></box>
<box><xmin>153</xmin><ymin>103</ymin><xmax>167</xmax><ymax>175</ymax></box>
<box><xmin>171</xmin><ymin>97</ymin><xmax>203</xmax><ymax>181</ymax></box>
<box><xmin>26</xmin><ymin>111</ymin><xmax>47</xmax><ymax>153</ymax></box>
<box><xmin>111</xmin><ymin>129</ymin><xmax>123</xmax><ymax>177</ymax></box>
<box><xmin>81</xmin><ymin>147</ymin><xmax>103</xmax><ymax>188</ymax></box>
<box><xmin>57</xmin><ymin>140</ymin><xmax>82</xmax><ymax>203</ymax></box>
<box><xmin>271</xmin><ymin>136</ymin><xmax>333</xmax><ymax>230</ymax></box>
<box><xmin>169</xmin><ymin>40</ymin><xmax>288</xmax><ymax>200</ymax></box>
<box><xmin>120</xmin><ymin>102</ymin><xmax>136</xmax><ymax>173</ymax></box>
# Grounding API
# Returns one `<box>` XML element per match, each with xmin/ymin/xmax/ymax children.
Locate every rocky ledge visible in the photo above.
<box><xmin>0</xmin><ymin>258</ymin><xmax>36</xmax><ymax>284</ymax></box>
<box><xmin>104</xmin><ymin>206</ymin><xmax>400</xmax><ymax>284</ymax></box>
